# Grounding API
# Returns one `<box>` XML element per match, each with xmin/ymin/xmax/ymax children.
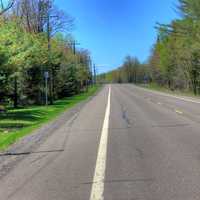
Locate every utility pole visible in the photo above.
<box><xmin>44</xmin><ymin>71</ymin><xmax>49</xmax><ymax>105</ymax></box>
<box><xmin>46</xmin><ymin>2</ymin><xmax>80</xmax><ymax>103</ymax></box>
<box><xmin>41</xmin><ymin>0</ymin><xmax>60</xmax><ymax>105</ymax></box>
<box><xmin>13</xmin><ymin>75</ymin><xmax>18</xmax><ymax>108</ymax></box>
<box><xmin>67</xmin><ymin>40</ymin><xmax>80</xmax><ymax>55</ymax></box>
<box><xmin>47</xmin><ymin>1</ymin><xmax>51</xmax><ymax>52</ymax></box>
<box><xmin>93</xmin><ymin>64</ymin><xmax>96</xmax><ymax>85</ymax></box>
<box><xmin>89</xmin><ymin>58</ymin><xmax>93</xmax><ymax>85</ymax></box>
<box><xmin>38</xmin><ymin>0</ymin><xmax>44</xmax><ymax>32</ymax></box>
<box><xmin>72</xmin><ymin>41</ymin><xmax>76</xmax><ymax>55</ymax></box>
<box><xmin>46</xmin><ymin>0</ymin><xmax>54</xmax><ymax>105</ymax></box>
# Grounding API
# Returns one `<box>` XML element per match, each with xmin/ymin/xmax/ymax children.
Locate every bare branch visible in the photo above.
<box><xmin>0</xmin><ymin>0</ymin><xmax>15</xmax><ymax>15</ymax></box>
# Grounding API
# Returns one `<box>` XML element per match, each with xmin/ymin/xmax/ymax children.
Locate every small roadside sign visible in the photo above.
<box><xmin>44</xmin><ymin>71</ymin><xmax>49</xmax><ymax>79</ymax></box>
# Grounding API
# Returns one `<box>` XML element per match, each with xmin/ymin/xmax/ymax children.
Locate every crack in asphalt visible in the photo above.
<box><xmin>152</xmin><ymin>123</ymin><xmax>189</xmax><ymax>128</ymax></box>
<box><xmin>120</xmin><ymin>104</ymin><xmax>132</xmax><ymax>128</ymax></box>
<box><xmin>82</xmin><ymin>178</ymin><xmax>154</xmax><ymax>185</ymax></box>
<box><xmin>0</xmin><ymin>149</ymin><xmax>65</xmax><ymax>157</ymax></box>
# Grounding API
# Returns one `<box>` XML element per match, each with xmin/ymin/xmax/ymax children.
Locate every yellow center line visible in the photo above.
<box><xmin>175</xmin><ymin>109</ymin><xmax>183</xmax><ymax>115</ymax></box>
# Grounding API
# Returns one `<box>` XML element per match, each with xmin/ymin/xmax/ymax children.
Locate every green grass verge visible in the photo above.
<box><xmin>140</xmin><ymin>83</ymin><xmax>200</xmax><ymax>98</ymax></box>
<box><xmin>0</xmin><ymin>85</ymin><xmax>100</xmax><ymax>150</ymax></box>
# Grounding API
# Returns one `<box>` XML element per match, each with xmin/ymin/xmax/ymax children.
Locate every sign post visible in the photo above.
<box><xmin>44</xmin><ymin>71</ymin><xmax>49</xmax><ymax>105</ymax></box>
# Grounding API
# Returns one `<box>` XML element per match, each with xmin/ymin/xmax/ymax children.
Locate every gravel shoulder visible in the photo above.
<box><xmin>0</xmin><ymin>88</ymin><xmax>102</xmax><ymax>179</ymax></box>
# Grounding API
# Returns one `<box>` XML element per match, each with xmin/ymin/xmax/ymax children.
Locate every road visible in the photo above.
<box><xmin>1</xmin><ymin>84</ymin><xmax>200</xmax><ymax>199</ymax></box>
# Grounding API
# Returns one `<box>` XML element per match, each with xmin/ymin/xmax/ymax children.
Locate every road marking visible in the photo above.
<box><xmin>175</xmin><ymin>110</ymin><xmax>183</xmax><ymax>115</ymax></box>
<box><xmin>157</xmin><ymin>102</ymin><xmax>162</xmax><ymax>105</ymax></box>
<box><xmin>90</xmin><ymin>86</ymin><xmax>111</xmax><ymax>200</ymax></box>
<box><xmin>138</xmin><ymin>86</ymin><xmax>200</xmax><ymax>104</ymax></box>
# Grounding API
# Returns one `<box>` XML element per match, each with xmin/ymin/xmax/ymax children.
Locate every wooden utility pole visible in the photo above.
<box><xmin>46</xmin><ymin>2</ymin><xmax>80</xmax><ymax>104</ymax></box>
<box><xmin>67</xmin><ymin>40</ymin><xmax>80</xmax><ymax>55</ymax></box>
<box><xmin>13</xmin><ymin>75</ymin><xmax>18</xmax><ymax>108</ymax></box>
<box><xmin>93</xmin><ymin>64</ymin><xmax>96</xmax><ymax>84</ymax></box>
<box><xmin>47</xmin><ymin>0</ymin><xmax>54</xmax><ymax>105</ymax></box>
<box><xmin>47</xmin><ymin>1</ymin><xmax>51</xmax><ymax>51</ymax></box>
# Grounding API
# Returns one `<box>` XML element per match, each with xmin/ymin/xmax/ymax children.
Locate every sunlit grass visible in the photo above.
<box><xmin>0</xmin><ymin>85</ymin><xmax>100</xmax><ymax>150</ymax></box>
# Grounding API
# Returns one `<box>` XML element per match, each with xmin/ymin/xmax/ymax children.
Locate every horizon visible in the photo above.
<box><xmin>55</xmin><ymin>0</ymin><xmax>179</xmax><ymax>73</ymax></box>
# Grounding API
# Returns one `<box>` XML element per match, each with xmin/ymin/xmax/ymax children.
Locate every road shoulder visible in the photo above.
<box><xmin>0</xmin><ymin>86</ymin><xmax>103</xmax><ymax>179</ymax></box>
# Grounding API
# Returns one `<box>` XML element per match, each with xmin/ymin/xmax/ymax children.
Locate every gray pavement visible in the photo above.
<box><xmin>1</xmin><ymin>84</ymin><xmax>200</xmax><ymax>200</ymax></box>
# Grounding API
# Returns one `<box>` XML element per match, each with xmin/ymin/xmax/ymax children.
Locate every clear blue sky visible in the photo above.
<box><xmin>55</xmin><ymin>0</ymin><xmax>178</xmax><ymax>73</ymax></box>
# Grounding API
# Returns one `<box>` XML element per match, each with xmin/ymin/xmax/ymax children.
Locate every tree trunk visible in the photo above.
<box><xmin>192</xmin><ymin>69</ymin><xmax>198</xmax><ymax>95</ymax></box>
<box><xmin>14</xmin><ymin>76</ymin><xmax>18</xmax><ymax>108</ymax></box>
<box><xmin>49</xmin><ymin>69</ymin><xmax>54</xmax><ymax>105</ymax></box>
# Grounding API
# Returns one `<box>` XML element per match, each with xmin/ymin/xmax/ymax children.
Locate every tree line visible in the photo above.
<box><xmin>101</xmin><ymin>0</ymin><xmax>200</xmax><ymax>95</ymax></box>
<box><xmin>0</xmin><ymin>0</ymin><xmax>93</xmax><ymax>108</ymax></box>
<box><xmin>98</xmin><ymin>56</ymin><xmax>149</xmax><ymax>84</ymax></box>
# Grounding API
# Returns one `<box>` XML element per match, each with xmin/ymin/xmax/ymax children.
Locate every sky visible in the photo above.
<box><xmin>55</xmin><ymin>0</ymin><xmax>178</xmax><ymax>73</ymax></box>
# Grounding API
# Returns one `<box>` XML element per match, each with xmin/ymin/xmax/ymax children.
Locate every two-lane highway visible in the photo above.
<box><xmin>1</xmin><ymin>84</ymin><xmax>200</xmax><ymax>200</ymax></box>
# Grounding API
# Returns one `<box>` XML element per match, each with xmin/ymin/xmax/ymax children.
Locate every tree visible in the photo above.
<box><xmin>0</xmin><ymin>0</ymin><xmax>15</xmax><ymax>15</ymax></box>
<box><xmin>11</xmin><ymin>0</ymin><xmax>74</xmax><ymax>34</ymax></box>
<box><xmin>0</xmin><ymin>0</ymin><xmax>97</xmax><ymax>108</ymax></box>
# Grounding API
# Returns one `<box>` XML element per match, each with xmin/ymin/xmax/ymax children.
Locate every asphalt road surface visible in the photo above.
<box><xmin>1</xmin><ymin>84</ymin><xmax>200</xmax><ymax>200</ymax></box>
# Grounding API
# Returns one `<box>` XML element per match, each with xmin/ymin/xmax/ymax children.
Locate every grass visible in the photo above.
<box><xmin>140</xmin><ymin>83</ymin><xmax>200</xmax><ymax>98</ymax></box>
<box><xmin>0</xmin><ymin>85</ymin><xmax>100</xmax><ymax>150</ymax></box>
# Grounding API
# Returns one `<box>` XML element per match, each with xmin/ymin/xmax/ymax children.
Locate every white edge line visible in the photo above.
<box><xmin>138</xmin><ymin>86</ymin><xmax>200</xmax><ymax>104</ymax></box>
<box><xmin>89</xmin><ymin>85</ymin><xmax>111</xmax><ymax>200</ymax></box>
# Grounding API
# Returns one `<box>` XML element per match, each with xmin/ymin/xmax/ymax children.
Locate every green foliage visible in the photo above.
<box><xmin>0</xmin><ymin>85</ymin><xmax>100</xmax><ymax>150</ymax></box>
<box><xmin>0</xmin><ymin>19</ymin><xmax>92</xmax><ymax>106</ymax></box>
<box><xmin>147</xmin><ymin>0</ymin><xmax>200</xmax><ymax>94</ymax></box>
<box><xmin>102</xmin><ymin>0</ymin><xmax>200</xmax><ymax>95</ymax></box>
<box><xmin>0</xmin><ymin>0</ymin><xmax>94</xmax><ymax>149</ymax></box>
<box><xmin>178</xmin><ymin>0</ymin><xmax>200</xmax><ymax>19</ymax></box>
<box><xmin>99</xmin><ymin>55</ymin><xmax>149</xmax><ymax>84</ymax></box>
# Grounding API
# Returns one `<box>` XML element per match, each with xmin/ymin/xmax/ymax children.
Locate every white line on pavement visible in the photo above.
<box><xmin>138</xmin><ymin>86</ymin><xmax>200</xmax><ymax>104</ymax></box>
<box><xmin>89</xmin><ymin>86</ymin><xmax>111</xmax><ymax>200</ymax></box>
